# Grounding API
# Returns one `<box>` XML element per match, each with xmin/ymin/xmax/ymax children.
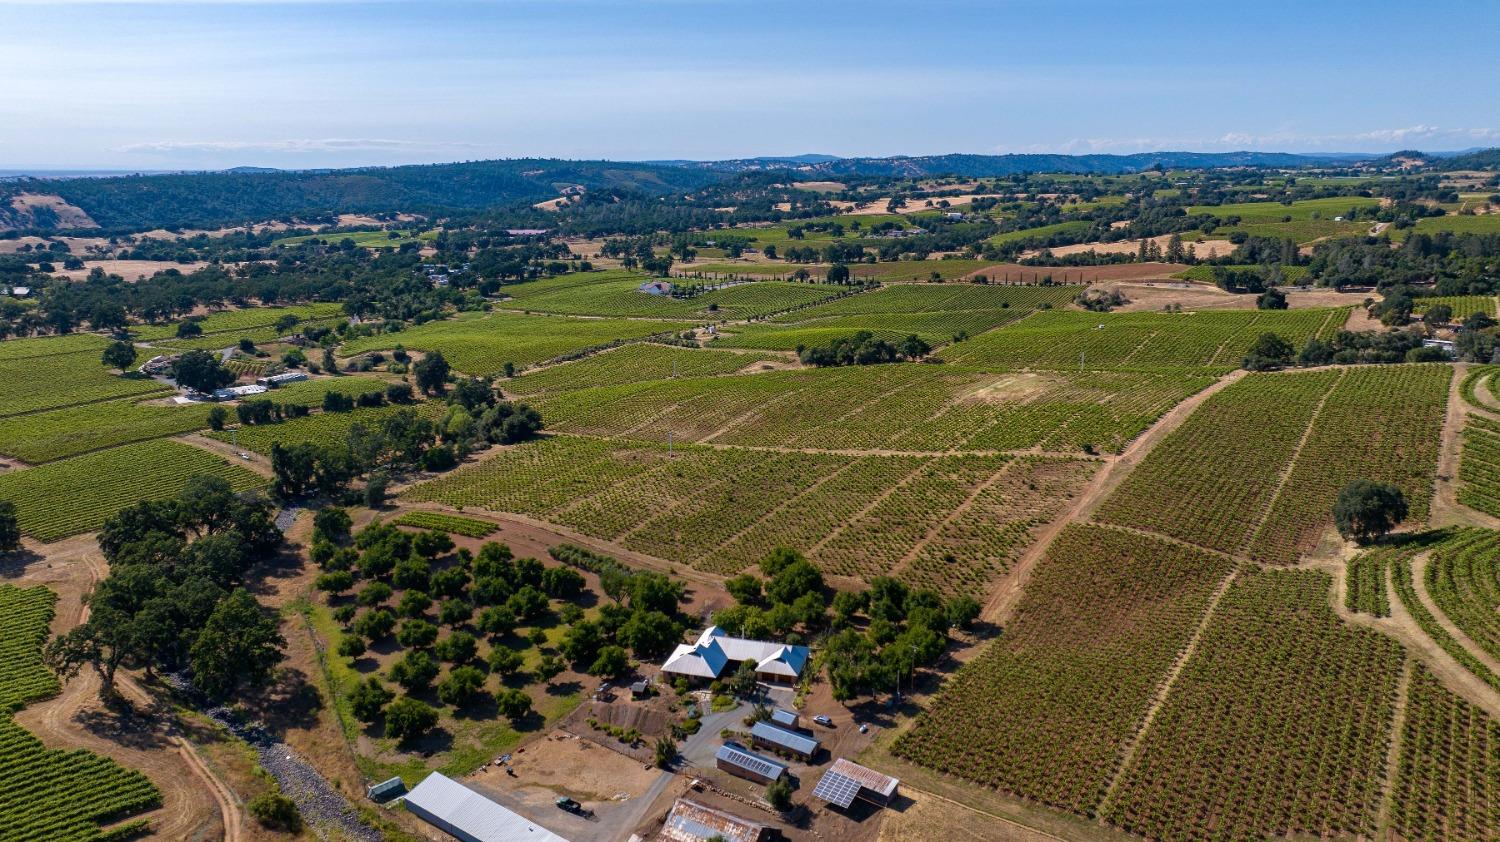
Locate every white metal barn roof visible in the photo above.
<box><xmin>750</xmin><ymin>721</ymin><xmax>819</xmax><ymax>756</ymax></box>
<box><xmin>403</xmin><ymin>772</ymin><xmax>571</xmax><ymax>842</ymax></box>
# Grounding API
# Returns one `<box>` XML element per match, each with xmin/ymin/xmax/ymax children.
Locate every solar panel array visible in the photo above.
<box><xmin>812</xmin><ymin>768</ymin><xmax>861</xmax><ymax>808</ymax></box>
<box><xmin>716</xmin><ymin>744</ymin><xmax>785</xmax><ymax>780</ymax></box>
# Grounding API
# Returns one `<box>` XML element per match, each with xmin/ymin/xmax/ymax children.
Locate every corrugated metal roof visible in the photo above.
<box><xmin>770</xmin><ymin>708</ymin><xmax>799</xmax><ymax>728</ymax></box>
<box><xmin>658</xmin><ymin>797</ymin><xmax>766</xmax><ymax>842</ymax></box>
<box><xmin>813</xmin><ymin>758</ymin><xmax>899</xmax><ymax>808</ymax></box>
<box><xmin>714</xmin><ymin>742</ymin><xmax>786</xmax><ymax>781</ymax></box>
<box><xmin>404</xmin><ymin>772</ymin><xmax>570</xmax><ymax>842</ymax></box>
<box><xmin>750</xmin><ymin>721</ymin><xmax>819</xmax><ymax>756</ymax></box>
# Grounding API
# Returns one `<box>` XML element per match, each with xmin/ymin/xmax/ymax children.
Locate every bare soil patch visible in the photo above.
<box><xmin>51</xmin><ymin>259</ymin><xmax>208</xmax><ymax>281</ymax></box>
<box><xmin>1027</xmin><ymin>236</ymin><xmax>1235</xmax><ymax>260</ymax></box>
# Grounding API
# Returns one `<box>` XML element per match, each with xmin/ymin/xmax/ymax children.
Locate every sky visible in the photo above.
<box><xmin>1</xmin><ymin>0</ymin><xmax>1497</xmax><ymax>171</ymax></box>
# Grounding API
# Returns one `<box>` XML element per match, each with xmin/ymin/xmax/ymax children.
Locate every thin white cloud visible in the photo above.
<box><xmin>997</xmin><ymin>126</ymin><xmax>1500</xmax><ymax>155</ymax></box>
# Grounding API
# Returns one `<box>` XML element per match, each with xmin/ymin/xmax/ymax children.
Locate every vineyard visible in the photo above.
<box><xmin>497</xmin><ymin>272</ymin><xmax>847</xmax><ymax>320</ymax></box>
<box><xmin>1104</xmin><ymin>569</ymin><xmax>1404</xmax><ymax>842</ymax></box>
<box><xmin>1246</xmin><ymin>364</ymin><xmax>1449</xmax><ymax>564</ymax></box>
<box><xmin>338</xmin><ymin>311</ymin><xmax>694</xmax><ymax>375</ymax></box>
<box><xmin>506</xmin><ymin>344</ymin><xmax>775</xmax><ymax>396</ymax></box>
<box><xmin>531</xmin><ymin>365</ymin><xmax>1210</xmax><ymax>455</ymax></box>
<box><xmin>890</xmin><ymin>525</ymin><xmax>1234</xmax><ymax>811</ymax></box>
<box><xmin>1411</xmin><ymin>295</ymin><xmax>1496</xmax><ymax>319</ymax></box>
<box><xmin>0</xmin><ymin>397</ymin><xmax>213</xmax><ymax>463</ymax></box>
<box><xmin>1459</xmin><ymin>365</ymin><xmax>1500</xmax><ymax>412</ymax></box>
<box><xmin>0</xmin><ymin>350</ymin><xmax>171</xmax><ymax>418</ymax></box>
<box><xmin>1423</xmin><ymin>529</ymin><xmax>1500</xmax><ymax>665</ymax></box>
<box><xmin>1388</xmin><ymin>665</ymin><xmax>1500</xmax><ymax>841</ymax></box>
<box><xmin>391</xmin><ymin>511</ymin><xmax>498</xmax><ymax>537</ymax></box>
<box><xmin>0</xmin><ymin>585</ymin><xmax>163</xmax><ymax>842</ymax></box>
<box><xmin>405</xmin><ymin>436</ymin><xmax>1096</xmax><ymax>596</ymax></box>
<box><xmin>0</xmin><ymin>440</ymin><xmax>266</xmax><ymax>541</ymax></box>
<box><xmin>936</xmin><ymin>308</ymin><xmax>1345</xmax><ymax>373</ymax></box>
<box><xmin>0</xmin><ymin>333</ymin><xmax>112</xmax><ymax>361</ymax></box>
<box><xmin>130</xmin><ymin>302</ymin><xmax>345</xmax><ymax>342</ymax></box>
<box><xmin>717</xmin><ymin>310</ymin><xmax>1024</xmax><ymax>352</ymax></box>
<box><xmin>1097</xmin><ymin>369</ymin><xmax>1339</xmax><ymax>553</ymax></box>
<box><xmin>0</xmin><ymin>585</ymin><xmax>59</xmax><ymax>710</ymax></box>
<box><xmin>766</xmin><ymin>282</ymin><xmax>1081</xmax><ymax>319</ymax></box>
<box><xmin>1458</xmin><ymin>412</ymin><xmax>1500</xmax><ymax>517</ymax></box>
<box><xmin>1389</xmin><ymin>531</ymin><xmax>1500</xmax><ymax>692</ymax></box>
<box><xmin>208</xmin><ymin>400</ymin><xmax>446</xmax><ymax>456</ymax></box>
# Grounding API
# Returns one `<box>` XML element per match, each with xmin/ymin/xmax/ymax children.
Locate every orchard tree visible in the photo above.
<box><xmin>1334</xmin><ymin>480</ymin><xmax>1409</xmax><ymax>544</ymax></box>
<box><xmin>384</xmin><ymin>697</ymin><xmax>438</xmax><ymax>742</ymax></box>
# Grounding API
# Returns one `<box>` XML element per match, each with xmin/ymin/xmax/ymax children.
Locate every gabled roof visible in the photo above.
<box><xmin>661</xmin><ymin>627</ymin><xmax>811</xmax><ymax>680</ymax></box>
<box><xmin>750</xmin><ymin>721</ymin><xmax>819</xmax><ymax>756</ymax></box>
<box><xmin>714</xmin><ymin>742</ymin><xmax>786</xmax><ymax>781</ymax></box>
<box><xmin>770</xmin><ymin>708</ymin><xmax>799</xmax><ymax>728</ymax></box>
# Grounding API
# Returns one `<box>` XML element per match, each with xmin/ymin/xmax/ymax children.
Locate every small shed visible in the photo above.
<box><xmin>769</xmin><ymin>709</ymin><xmax>799</xmax><ymax>729</ymax></box>
<box><xmin>715</xmin><ymin>742</ymin><xmax>786</xmax><ymax>786</ymax></box>
<box><xmin>630</xmin><ymin>680</ymin><xmax>649</xmax><ymax>698</ymax></box>
<box><xmin>750</xmin><ymin>721</ymin><xmax>819</xmax><ymax>761</ymax></box>
<box><xmin>366</xmin><ymin>776</ymin><xmax>405</xmax><ymax>802</ymax></box>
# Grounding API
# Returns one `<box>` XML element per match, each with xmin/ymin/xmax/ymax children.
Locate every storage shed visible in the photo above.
<box><xmin>403</xmin><ymin>772</ymin><xmax>571</xmax><ymax>842</ymax></box>
<box><xmin>769</xmin><ymin>709</ymin><xmax>799</xmax><ymax>729</ymax></box>
<box><xmin>750</xmin><ymin>721</ymin><xmax>819</xmax><ymax>761</ymax></box>
<box><xmin>714</xmin><ymin>742</ymin><xmax>787</xmax><ymax>786</ymax></box>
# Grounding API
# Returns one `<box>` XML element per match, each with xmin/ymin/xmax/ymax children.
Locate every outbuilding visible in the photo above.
<box><xmin>657</xmin><ymin>797</ymin><xmax>776</xmax><ymax>842</ymax></box>
<box><xmin>714</xmin><ymin>742</ymin><xmax>787</xmax><ymax>786</ymax></box>
<box><xmin>750</xmin><ymin>721</ymin><xmax>819</xmax><ymax>761</ymax></box>
<box><xmin>403</xmin><ymin>772</ymin><xmax>571</xmax><ymax>842</ymax></box>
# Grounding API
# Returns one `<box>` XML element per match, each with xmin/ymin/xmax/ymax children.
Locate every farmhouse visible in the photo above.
<box><xmin>403</xmin><ymin>772</ymin><xmax>571</xmax><ymax>842</ymax></box>
<box><xmin>658</xmin><ymin>797</ymin><xmax>776</xmax><ymax>842</ymax></box>
<box><xmin>1422</xmin><ymin>338</ymin><xmax>1456</xmax><ymax>353</ymax></box>
<box><xmin>715</xmin><ymin>742</ymin><xmax>787</xmax><ymax>785</ymax></box>
<box><xmin>660</xmin><ymin>626</ymin><xmax>810</xmax><ymax>685</ymax></box>
<box><xmin>639</xmin><ymin>280</ymin><xmax>674</xmax><ymax>296</ymax></box>
<box><xmin>811</xmin><ymin>758</ymin><xmax>899</xmax><ymax>810</ymax></box>
<box><xmin>750</xmin><ymin>720</ymin><xmax>819</xmax><ymax>760</ymax></box>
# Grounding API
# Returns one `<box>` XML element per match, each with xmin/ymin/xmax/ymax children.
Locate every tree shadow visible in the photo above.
<box><xmin>0</xmin><ymin>547</ymin><xmax>44</xmax><ymax>578</ymax></box>
<box><xmin>76</xmin><ymin>701</ymin><xmax>174</xmax><ymax>751</ymax></box>
<box><xmin>246</xmin><ymin>666</ymin><xmax>325</xmax><ymax>734</ymax></box>
<box><xmin>545</xmin><ymin>680</ymin><xmax>582</xmax><ymax>698</ymax></box>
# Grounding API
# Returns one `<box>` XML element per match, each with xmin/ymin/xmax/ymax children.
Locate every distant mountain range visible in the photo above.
<box><xmin>656</xmin><ymin>150</ymin><xmax>1376</xmax><ymax>176</ymax></box>
<box><xmin>2</xmin><ymin>148</ymin><xmax>1495</xmax><ymax>232</ymax></box>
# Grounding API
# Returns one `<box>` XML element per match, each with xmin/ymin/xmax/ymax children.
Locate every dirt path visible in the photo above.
<box><xmin>888</xmin><ymin>458</ymin><xmax>1032</xmax><ymax>579</ymax></box>
<box><xmin>1326</xmin><ymin>560</ymin><xmax>1500</xmax><ymax>720</ymax></box>
<box><xmin>7</xmin><ymin>538</ymin><xmax>231</xmax><ymax>841</ymax></box>
<box><xmin>981</xmin><ymin>370</ymin><xmax>1245</xmax><ymax>624</ymax></box>
<box><xmin>1240</xmin><ymin>368</ymin><xmax>1344</xmax><ymax>554</ymax></box>
<box><xmin>396</xmin><ymin>502</ymin><xmax>729</xmax><ymax>593</ymax></box>
<box><xmin>1411</xmin><ymin>552</ymin><xmax>1500</xmax><ymax>680</ymax></box>
<box><xmin>1429</xmin><ymin>363</ymin><xmax>1500</xmax><ymax>529</ymax></box>
<box><xmin>1094</xmin><ymin>567</ymin><xmax>1239</xmax><ymax>817</ymax></box>
<box><xmin>175</xmin><ymin>735</ymin><xmax>243</xmax><ymax>842</ymax></box>
<box><xmin>176</xmin><ymin>432</ymin><xmax>275</xmax><ymax>478</ymax></box>
<box><xmin>1374</xmin><ymin>658</ymin><xmax>1415</xmax><ymax>838</ymax></box>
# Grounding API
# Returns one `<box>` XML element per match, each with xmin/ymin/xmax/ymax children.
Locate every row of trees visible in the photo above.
<box><xmin>797</xmin><ymin>330</ymin><xmax>931</xmax><ymax>367</ymax></box>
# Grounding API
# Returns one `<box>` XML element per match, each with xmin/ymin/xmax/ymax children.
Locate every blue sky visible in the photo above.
<box><xmin>1</xmin><ymin>0</ymin><xmax>1496</xmax><ymax>170</ymax></box>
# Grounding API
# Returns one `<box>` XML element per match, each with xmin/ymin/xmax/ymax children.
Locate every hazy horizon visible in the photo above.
<box><xmin>2</xmin><ymin>0</ymin><xmax>1497</xmax><ymax>170</ymax></box>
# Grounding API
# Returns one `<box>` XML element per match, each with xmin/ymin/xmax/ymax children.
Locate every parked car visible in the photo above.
<box><xmin>555</xmin><ymin>796</ymin><xmax>586</xmax><ymax>815</ymax></box>
<box><xmin>813</xmin><ymin>715</ymin><xmax>834</xmax><ymax>727</ymax></box>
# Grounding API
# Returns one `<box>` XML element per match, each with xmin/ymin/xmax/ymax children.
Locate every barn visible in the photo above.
<box><xmin>714</xmin><ymin>742</ymin><xmax>787</xmax><ymax>786</ymax></box>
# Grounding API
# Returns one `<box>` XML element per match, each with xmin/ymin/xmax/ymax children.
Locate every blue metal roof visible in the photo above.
<box><xmin>714</xmin><ymin>742</ymin><xmax>786</xmax><ymax>781</ymax></box>
<box><xmin>751</xmin><ymin>721</ymin><xmax>819</xmax><ymax>756</ymax></box>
